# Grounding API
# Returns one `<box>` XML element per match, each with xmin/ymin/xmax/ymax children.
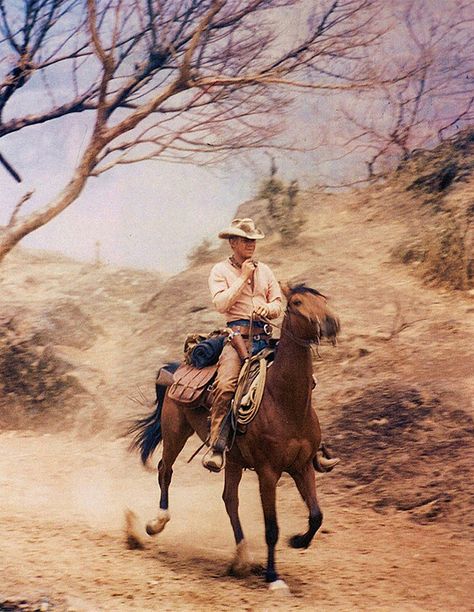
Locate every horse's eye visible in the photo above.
<box><xmin>292</xmin><ymin>299</ymin><xmax>302</xmax><ymax>306</ymax></box>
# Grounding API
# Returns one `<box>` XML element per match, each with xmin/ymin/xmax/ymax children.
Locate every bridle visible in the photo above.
<box><xmin>257</xmin><ymin>304</ymin><xmax>322</xmax><ymax>350</ymax></box>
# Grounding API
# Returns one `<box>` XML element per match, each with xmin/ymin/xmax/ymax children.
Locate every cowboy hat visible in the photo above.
<box><xmin>218</xmin><ymin>218</ymin><xmax>265</xmax><ymax>240</ymax></box>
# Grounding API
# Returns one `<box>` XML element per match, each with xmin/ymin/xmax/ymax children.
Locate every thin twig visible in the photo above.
<box><xmin>383</xmin><ymin>301</ymin><xmax>425</xmax><ymax>341</ymax></box>
<box><xmin>9</xmin><ymin>190</ymin><xmax>34</xmax><ymax>225</ymax></box>
<box><xmin>0</xmin><ymin>151</ymin><xmax>22</xmax><ymax>182</ymax></box>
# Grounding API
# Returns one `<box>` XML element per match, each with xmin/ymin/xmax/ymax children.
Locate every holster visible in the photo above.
<box><xmin>229</xmin><ymin>333</ymin><xmax>249</xmax><ymax>362</ymax></box>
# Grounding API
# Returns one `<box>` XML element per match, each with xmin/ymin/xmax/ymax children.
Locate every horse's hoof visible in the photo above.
<box><xmin>124</xmin><ymin>509</ymin><xmax>146</xmax><ymax>550</ymax></box>
<box><xmin>268</xmin><ymin>579</ymin><xmax>291</xmax><ymax>595</ymax></box>
<box><xmin>146</xmin><ymin>509</ymin><xmax>170</xmax><ymax>535</ymax></box>
<box><xmin>228</xmin><ymin>561</ymin><xmax>251</xmax><ymax>578</ymax></box>
<box><xmin>289</xmin><ymin>533</ymin><xmax>309</xmax><ymax>549</ymax></box>
<box><xmin>228</xmin><ymin>540</ymin><xmax>252</xmax><ymax>577</ymax></box>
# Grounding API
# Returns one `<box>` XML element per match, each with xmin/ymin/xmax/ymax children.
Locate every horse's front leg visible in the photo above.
<box><xmin>145</xmin><ymin>457</ymin><xmax>173</xmax><ymax>535</ymax></box>
<box><xmin>146</xmin><ymin>399</ymin><xmax>193</xmax><ymax>535</ymax></box>
<box><xmin>289</xmin><ymin>463</ymin><xmax>323</xmax><ymax>549</ymax></box>
<box><xmin>223</xmin><ymin>460</ymin><xmax>251</xmax><ymax>576</ymax></box>
<box><xmin>258</xmin><ymin>466</ymin><xmax>288</xmax><ymax>591</ymax></box>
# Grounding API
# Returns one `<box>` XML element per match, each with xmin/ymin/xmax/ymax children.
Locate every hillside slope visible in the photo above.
<box><xmin>1</xmin><ymin>133</ymin><xmax>473</xmax><ymax>610</ymax></box>
<box><xmin>0</xmin><ymin>250</ymin><xmax>163</xmax><ymax>430</ymax></box>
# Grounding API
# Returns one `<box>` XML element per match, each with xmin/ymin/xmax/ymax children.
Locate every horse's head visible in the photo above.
<box><xmin>280</xmin><ymin>282</ymin><xmax>340</xmax><ymax>344</ymax></box>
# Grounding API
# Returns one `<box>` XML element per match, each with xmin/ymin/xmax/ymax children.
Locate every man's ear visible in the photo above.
<box><xmin>279</xmin><ymin>281</ymin><xmax>292</xmax><ymax>299</ymax></box>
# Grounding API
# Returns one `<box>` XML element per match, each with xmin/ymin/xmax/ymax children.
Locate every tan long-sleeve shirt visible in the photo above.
<box><xmin>208</xmin><ymin>258</ymin><xmax>282</xmax><ymax>322</ymax></box>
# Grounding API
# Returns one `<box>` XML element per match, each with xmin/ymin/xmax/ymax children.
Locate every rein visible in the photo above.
<box><xmin>257</xmin><ymin>308</ymin><xmax>321</xmax><ymax>351</ymax></box>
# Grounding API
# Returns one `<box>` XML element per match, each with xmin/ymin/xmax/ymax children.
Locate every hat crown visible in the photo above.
<box><xmin>218</xmin><ymin>217</ymin><xmax>265</xmax><ymax>240</ymax></box>
<box><xmin>231</xmin><ymin>218</ymin><xmax>256</xmax><ymax>233</ymax></box>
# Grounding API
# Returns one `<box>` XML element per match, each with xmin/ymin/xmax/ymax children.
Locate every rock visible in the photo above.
<box><xmin>33</xmin><ymin>300</ymin><xmax>102</xmax><ymax>350</ymax></box>
<box><xmin>0</xmin><ymin>313</ymin><xmax>92</xmax><ymax>429</ymax></box>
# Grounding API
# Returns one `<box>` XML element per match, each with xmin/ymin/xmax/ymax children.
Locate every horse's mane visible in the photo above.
<box><xmin>289</xmin><ymin>283</ymin><xmax>327</xmax><ymax>300</ymax></box>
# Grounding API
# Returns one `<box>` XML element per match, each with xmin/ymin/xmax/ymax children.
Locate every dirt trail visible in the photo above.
<box><xmin>1</xmin><ymin>195</ymin><xmax>473</xmax><ymax>611</ymax></box>
<box><xmin>2</xmin><ymin>431</ymin><xmax>473</xmax><ymax>612</ymax></box>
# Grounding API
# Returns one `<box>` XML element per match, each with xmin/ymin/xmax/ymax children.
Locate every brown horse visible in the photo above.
<box><xmin>128</xmin><ymin>283</ymin><xmax>340</xmax><ymax>591</ymax></box>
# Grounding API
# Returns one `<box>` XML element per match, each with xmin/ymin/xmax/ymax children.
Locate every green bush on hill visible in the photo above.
<box><xmin>257</xmin><ymin>163</ymin><xmax>305</xmax><ymax>245</ymax></box>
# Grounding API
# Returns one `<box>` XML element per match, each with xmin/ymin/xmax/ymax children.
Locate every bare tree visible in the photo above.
<box><xmin>0</xmin><ymin>0</ymin><xmax>386</xmax><ymax>261</ymax></box>
<box><xmin>336</xmin><ymin>0</ymin><xmax>474</xmax><ymax>178</ymax></box>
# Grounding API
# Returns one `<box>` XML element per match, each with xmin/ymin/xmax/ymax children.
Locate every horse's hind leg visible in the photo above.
<box><xmin>223</xmin><ymin>460</ymin><xmax>251</xmax><ymax>576</ymax></box>
<box><xmin>146</xmin><ymin>398</ymin><xmax>193</xmax><ymax>536</ymax></box>
<box><xmin>289</xmin><ymin>463</ymin><xmax>323</xmax><ymax>549</ymax></box>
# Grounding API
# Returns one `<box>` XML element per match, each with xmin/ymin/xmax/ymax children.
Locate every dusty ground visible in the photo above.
<box><xmin>1</xmin><ymin>181</ymin><xmax>473</xmax><ymax>610</ymax></box>
<box><xmin>1</xmin><ymin>430</ymin><xmax>473</xmax><ymax>612</ymax></box>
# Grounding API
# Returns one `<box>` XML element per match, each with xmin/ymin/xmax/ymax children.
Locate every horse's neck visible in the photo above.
<box><xmin>267</xmin><ymin>329</ymin><xmax>313</xmax><ymax>412</ymax></box>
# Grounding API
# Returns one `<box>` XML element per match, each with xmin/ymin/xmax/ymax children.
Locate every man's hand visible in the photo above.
<box><xmin>254</xmin><ymin>304</ymin><xmax>269</xmax><ymax>318</ymax></box>
<box><xmin>241</xmin><ymin>258</ymin><xmax>257</xmax><ymax>281</ymax></box>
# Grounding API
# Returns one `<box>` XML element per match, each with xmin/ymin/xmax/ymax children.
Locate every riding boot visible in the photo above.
<box><xmin>203</xmin><ymin>449</ymin><xmax>225</xmax><ymax>473</ymax></box>
<box><xmin>203</xmin><ymin>399</ymin><xmax>232</xmax><ymax>473</ymax></box>
<box><xmin>203</xmin><ymin>342</ymin><xmax>242</xmax><ymax>473</ymax></box>
<box><xmin>213</xmin><ymin>412</ymin><xmax>232</xmax><ymax>452</ymax></box>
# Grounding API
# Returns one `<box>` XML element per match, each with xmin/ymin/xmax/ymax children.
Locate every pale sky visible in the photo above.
<box><xmin>1</xmin><ymin>96</ymin><xmax>338</xmax><ymax>274</ymax></box>
<box><xmin>1</xmin><ymin>121</ymin><xmax>323</xmax><ymax>274</ymax></box>
<box><xmin>0</xmin><ymin>2</ymin><xmax>331</xmax><ymax>275</ymax></box>
<box><xmin>1</xmin><ymin>1</ymin><xmax>469</xmax><ymax>274</ymax></box>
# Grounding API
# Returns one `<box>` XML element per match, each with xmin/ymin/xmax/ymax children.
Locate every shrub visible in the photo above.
<box><xmin>391</xmin><ymin>238</ymin><xmax>426</xmax><ymax>265</ymax></box>
<box><xmin>421</xmin><ymin>214</ymin><xmax>470</xmax><ymax>290</ymax></box>
<box><xmin>0</xmin><ymin>315</ymin><xmax>89</xmax><ymax>429</ymax></box>
<box><xmin>187</xmin><ymin>238</ymin><xmax>215</xmax><ymax>265</ymax></box>
<box><xmin>258</xmin><ymin>168</ymin><xmax>305</xmax><ymax>245</ymax></box>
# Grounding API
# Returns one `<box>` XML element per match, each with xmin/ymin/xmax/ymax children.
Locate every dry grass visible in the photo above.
<box><xmin>327</xmin><ymin>382</ymin><xmax>474</xmax><ymax>536</ymax></box>
<box><xmin>420</xmin><ymin>214</ymin><xmax>471</xmax><ymax>290</ymax></box>
<box><xmin>383</xmin><ymin>129</ymin><xmax>474</xmax><ymax>290</ymax></box>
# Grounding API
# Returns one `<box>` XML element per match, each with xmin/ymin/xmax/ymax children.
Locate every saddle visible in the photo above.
<box><xmin>166</xmin><ymin>347</ymin><xmax>275</xmax><ymax>423</ymax></box>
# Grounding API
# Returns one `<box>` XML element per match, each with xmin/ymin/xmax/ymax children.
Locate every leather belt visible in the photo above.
<box><xmin>240</xmin><ymin>333</ymin><xmax>270</xmax><ymax>340</ymax></box>
<box><xmin>227</xmin><ymin>323</ymin><xmax>272</xmax><ymax>338</ymax></box>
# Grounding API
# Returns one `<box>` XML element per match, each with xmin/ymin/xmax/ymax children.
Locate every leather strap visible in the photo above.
<box><xmin>228</xmin><ymin>324</ymin><xmax>271</xmax><ymax>337</ymax></box>
<box><xmin>240</xmin><ymin>333</ymin><xmax>270</xmax><ymax>339</ymax></box>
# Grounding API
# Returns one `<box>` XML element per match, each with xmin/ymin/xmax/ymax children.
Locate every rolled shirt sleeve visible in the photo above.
<box><xmin>264</xmin><ymin>269</ymin><xmax>283</xmax><ymax>319</ymax></box>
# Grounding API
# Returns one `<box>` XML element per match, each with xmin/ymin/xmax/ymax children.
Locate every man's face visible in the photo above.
<box><xmin>230</xmin><ymin>237</ymin><xmax>257</xmax><ymax>261</ymax></box>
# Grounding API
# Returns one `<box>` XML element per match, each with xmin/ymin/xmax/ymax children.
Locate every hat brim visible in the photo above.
<box><xmin>218</xmin><ymin>228</ymin><xmax>265</xmax><ymax>240</ymax></box>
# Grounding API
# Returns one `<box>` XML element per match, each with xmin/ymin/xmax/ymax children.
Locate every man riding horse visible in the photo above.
<box><xmin>203</xmin><ymin>217</ymin><xmax>339</xmax><ymax>473</ymax></box>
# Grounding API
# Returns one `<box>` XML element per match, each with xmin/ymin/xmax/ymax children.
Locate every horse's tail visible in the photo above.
<box><xmin>127</xmin><ymin>362</ymin><xmax>180</xmax><ymax>465</ymax></box>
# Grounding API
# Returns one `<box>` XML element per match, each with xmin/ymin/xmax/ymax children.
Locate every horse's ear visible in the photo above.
<box><xmin>279</xmin><ymin>281</ymin><xmax>292</xmax><ymax>299</ymax></box>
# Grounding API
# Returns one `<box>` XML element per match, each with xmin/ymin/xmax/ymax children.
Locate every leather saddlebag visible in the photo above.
<box><xmin>168</xmin><ymin>363</ymin><xmax>217</xmax><ymax>406</ymax></box>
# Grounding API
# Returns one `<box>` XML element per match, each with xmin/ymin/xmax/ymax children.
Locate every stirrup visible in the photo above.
<box><xmin>202</xmin><ymin>448</ymin><xmax>226</xmax><ymax>473</ymax></box>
